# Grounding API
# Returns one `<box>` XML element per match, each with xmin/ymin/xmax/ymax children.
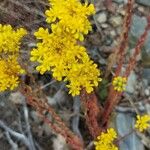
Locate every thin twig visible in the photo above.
<box><xmin>23</xmin><ymin>98</ymin><xmax>36</xmax><ymax>150</ymax></box>
<box><xmin>0</xmin><ymin>120</ymin><xmax>30</xmax><ymax>148</ymax></box>
<box><xmin>5</xmin><ymin>131</ymin><xmax>18</xmax><ymax>150</ymax></box>
<box><xmin>72</xmin><ymin>96</ymin><xmax>83</xmax><ymax>140</ymax></box>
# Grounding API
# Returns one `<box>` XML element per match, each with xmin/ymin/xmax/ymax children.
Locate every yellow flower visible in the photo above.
<box><xmin>112</xmin><ymin>76</ymin><xmax>127</xmax><ymax>92</ymax></box>
<box><xmin>0</xmin><ymin>56</ymin><xmax>25</xmax><ymax>92</ymax></box>
<box><xmin>45</xmin><ymin>0</ymin><xmax>95</xmax><ymax>41</ymax></box>
<box><xmin>66</xmin><ymin>60</ymin><xmax>101</xmax><ymax>96</ymax></box>
<box><xmin>0</xmin><ymin>24</ymin><xmax>26</xmax><ymax>92</ymax></box>
<box><xmin>94</xmin><ymin>128</ymin><xmax>118</xmax><ymax>150</ymax></box>
<box><xmin>31</xmin><ymin>0</ymin><xmax>101</xmax><ymax>96</ymax></box>
<box><xmin>135</xmin><ymin>115</ymin><xmax>150</xmax><ymax>132</ymax></box>
<box><xmin>0</xmin><ymin>24</ymin><xmax>27</xmax><ymax>53</ymax></box>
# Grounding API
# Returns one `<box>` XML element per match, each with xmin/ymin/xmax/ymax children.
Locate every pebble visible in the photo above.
<box><xmin>126</xmin><ymin>71</ymin><xmax>137</xmax><ymax>94</ymax></box>
<box><xmin>110</xmin><ymin>16</ymin><xmax>122</xmax><ymax>27</ymax></box>
<box><xmin>119</xmin><ymin>9</ymin><xmax>126</xmax><ymax>16</ymax></box>
<box><xmin>96</xmin><ymin>12</ymin><xmax>107</xmax><ymax>23</ymax></box>
<box><xmin>110</xmin><ymin>30</ymin><xmax>117</xmax><ymax>37</ymax></box>
<box><xmin>145</xmin><ymin>89</ymin><xmax>150</xmax><ymax>96</ymax></box>
<box><xmin>9</xmin><ymin>92</ymin><xmax>25</xmax><ymax>104</ymax></box>
<box><xmin>101</xmin><ymin>23</ymin><xmax>109</xmax><ymax>28</ymax></box>
<box><xmin>131</xmin><ymin>15</ymin><xmax>147</xmax><ymax>38</ymax></box>
<box><xmin>137</xmin><ymin>6</ymin><xmax>145</xmax><ymax>13</ymax></box>
<box><xmin>112</xmin><ymin>0</ymin><xmax>128</xmax><ymax>4</ymax></box>
<box><xmin>143</xmin><ymin>69</ymin><xmax>150</xmax><ymax>85</ymax></box>
<box><xmin>136</xmin><ymin>0</ymin><xmax>150</xmax><ymax>6</ymax></box>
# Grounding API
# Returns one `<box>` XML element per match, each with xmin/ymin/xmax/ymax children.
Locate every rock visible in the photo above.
<box><xmin>131</xmin><ymin>15</ymin><xmax>150</xmax><ymax>67</ymax></box>
<box><xmin>52</xmin><ymin>135</ymin><xmax>69</xmax><ymax>150</ymax></box>
<box><xmin>130</xmin><ymin>15</ymin><xmax>147</xmax><ymax>38</ymax></box>
<box><xmin>9</xmin><ymin>92</ymin><xmax>25</xmax><ymax>104</ymax></box>
<box><xmin>143</xmin><ymin>69</ymin><xmax>150</xmax><ymax>85</ymax></box>
<box><xmin>103</xmin><ymin>35</ymin><xmax>113</xmax><ymax>46</ymax></box>
<box><xmin>113</xmin><ymin>0</ymin><xmax>127</xmax><ymax>4</ymax></box>
<box><xmin>101</xmin><ymin>23</ymin><xmax>109</xmax><ymax>28</ymax></box>
<box><xmin>137</xmin><ymin>6</ymin><xmax>145</xmax><ymax>13</ymax></box>
<box><xmin>110</xmin><ymin>30</ymin><xmax>117</xmax><ymax>37</ymax></box>
<box><xmin>110</xmin><ymin>15</ymin><xmax>122</xmax><ymax>27</ymax></box>
<box><xmin>145</xmin><ymin>103</ymin><xmax>150</xmax><ymax>114</ymax></box>
<box><xmin>126</xmin><ymin>71</ymin><xmax>137</xmax><ymax>94</ymax></box>
<box><xmin>96</xmin><ymin>12</ymin><xmax>107</xmax><ymax>23</ymax></box>
<box><xmin>118</xmin><ymin>9</ymin><xmax>126</xmax><ymax>16</ymax></box>
<box><xmin>136</xmin><ymin>0</ymin><xmax>150</xmax><ymax>6</ymax></box>
<box><xmin>144</xmin><ymin>89</ymin><xmax>149</xmax><ymax>96</ymax></box>
<box><xmin>116</xmin><ymin>112</ymin><xmax>144</xmax><ymax>150</ymax></box>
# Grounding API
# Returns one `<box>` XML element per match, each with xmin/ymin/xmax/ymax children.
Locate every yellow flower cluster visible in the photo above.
<box><xmin>112</xmin><ymin>76</ymin><xmax>127</xmax><ymax>92</ymax></box>
<box><xmin>94</xmin><ymin>128</ymin><xmax>118</xmax><ymax>150</ymax></box>
<box><xmin>31</xmin><ymin>0</ymin><xmax>101</xmax><ymax>96</ymax></box>
<box><xmin>45</xmin><ymin>0</ymin><xmax>95</xmax><ymax>41</ymax></box>
<box><xmin>0</xmin><ymin>24</ymin><xmax>27</xmax><ymax>92</ymax></box>
<box><xmin>135</xmin><ymin>115</ymin><xmax>150</xmax><ymax>132</ymax></box>
<box><xmin>0</xmin><ymin>56</ymin><xmax>25</xmax><ymax>91</ymax></box>
<box><xmin>0</xmin><ymin>24</ymin><xmax>27</xmax><ymax>53</ymax></box>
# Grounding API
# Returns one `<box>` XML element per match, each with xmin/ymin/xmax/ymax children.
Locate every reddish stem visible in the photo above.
<box><xmin>125</xmin><ymin>19</ymin><xmax>150</xmax><ymax>77</ymax></box>
<box><xmin>115</xmin><ymin>0</ymin><xmax>134</xmax><ymax>76</ymax></box>
<box><xmin>20</xmin><ymin>85</ymin><xmax>84</xmax><ymax>150</ymax></box>
<box><xmin>80</xmin><ymin>89</ymin><xmax>102</xmax><ymax>138</ymax></box>
<box><xmin>100</xmin><ymin>0</ymin><xmax>134</xmax><ymax>127</ymax></box>
<box><xmin>101</xmin><ymin>15</ymin><xmax>150</xmax><ymax>128</ymax></box>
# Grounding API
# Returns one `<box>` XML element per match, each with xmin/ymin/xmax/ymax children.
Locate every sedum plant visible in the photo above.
<box><xmin>0</xmin><ymin>0</ymin><xmax>150</xmax><ymax>150</ymax></box>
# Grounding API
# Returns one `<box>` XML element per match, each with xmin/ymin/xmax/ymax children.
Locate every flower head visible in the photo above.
<box><xmin>94</xmin><ymin>128</ymin><xmax>118</xmax><ymax>150</ymax></box>
<box><xmin>0</xmin><ymin>24</ymin><xmax>27</xmax><ymax>53</ymax></box>
<box><xmin>112</xmin><ymin>76</ymin><xmax>127</xmax><ymax>92</ymax></box>
<box><xmin>0</xmin><ymin>56</ymin><xmax>25</xmax><ymax>92</ymax></box>
<box><xmin>31</xmin><ymin>0</ymin><xmax>101</xmax><ymax>96</ymax></box>
<box><xmin>0</xmin><ymin>24</ymin><xmax>26</xmax><ymax>92</ymax></box>
<box><xmin>45</xmin><ymin>0</ymin><xmax>95</xmax><ymax>41</ymax></box>
<box><xmin>135</xmin><ymin>115</ymin><xmax>150</xmax><ymax>132</ymax></box>
<box><xmin>66</xmin><ymin>60</ymin><xmax>101</xmax><ymax>96</ymax></box>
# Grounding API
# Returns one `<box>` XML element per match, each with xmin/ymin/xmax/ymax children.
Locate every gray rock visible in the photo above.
<box><xmin>136</xmin><ymin>0</ymin><xmax>150</xmax><ymax>6</ymax></box>
<box><xmin>126</xmin><ymin>71</ymin><xmax>137</xmax><ymax>94</ymax></box>
<box><xmin>52</xmin><ymin>135</ymin><xmax>69</xmax><ymax>150</ymax></box>
<box><xmin>143</xmin><ymin>69</ymin><xmax>150</xmax><ymax>85</ymax></box>
<box><xmin>110</xmin><ymin>30</ymin><xmax>117</xmax><ymax>37</ymax></box>
<box><xmin>144</xmin><ymin>89</ymin><xmax>150</xmax><ymax>96</ymax></box>
<box><xmin>116</xmin><ymin>113</ymin><xmax>144</xmax><ymax>150</ymax></box>
<box><xmin>9</xmin><ymin>92</ymin><xmax>25</xmax><ymax>104</ymax></box>
<box><xmin>110</xmin><ymin>15</ymin><xmax>123</xmax><ymax>27</ymax></box>
<box><xmin>101</xmin><ymin>23</ymin><xmax>109</xmax><ymax>28</ymax></box>
<box><xmin>113</xmin><ymin>0</ymin><xmax>128</xmax><ymax>4</ymax></box>
<box><xmin>130</xmin><ymin>15</ymin><xmax>147</xmax><ymax>38</ymax></box>
<box><xmin>96</xmin><ymin>12</ymin><xmax>107</xmax><ymax>23</ymax></box>
<box><xmin>145</xmin><ymin>103</ymin><xmax>150</xmax><ymax>114</ymax></box>
<box><xmin>130</xmin><ymin>15</ymin><xmax>150</xmax><ymax>63</ymax></box>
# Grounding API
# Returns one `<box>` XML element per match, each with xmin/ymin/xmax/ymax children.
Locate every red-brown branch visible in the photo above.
<box><xmin>101</xmin><ymin>0</ymin><xmax>134</xmax><ymax>127</ymax></box>
<box><xmin>125</xmin><ymin>16</ymin><xmax>150</xmax><ymax>77</ymax></box>
<box><xmin>115</xmin><ymin>0</ymin><xmax>134</xmax><ymax>76</ymax></box>
<box><xmin>20</xmin><ymin>85</ymin><xmax>84</xmax><ymax>150</ymax></box>
<box><xmin>80</xmin><ymin>89</ymin><xmax>102</xmax><ymax>138</ymax></box>
<box><xmin>101</xmin><ymin>15</ymin><xmax>150</xmax><ymax>128</ymax></box>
